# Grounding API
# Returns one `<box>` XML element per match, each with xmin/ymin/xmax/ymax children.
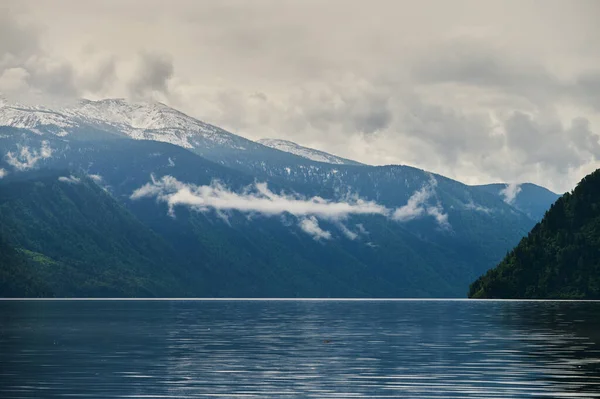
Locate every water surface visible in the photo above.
<box><xmin>1</xmin><ymin>300</ymin><xmax>600</xmax><ymax>398</ymax></box>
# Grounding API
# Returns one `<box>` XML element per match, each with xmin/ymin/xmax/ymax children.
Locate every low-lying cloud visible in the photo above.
<box><xmin>0</xmin><ymin>168</ymin><xmax>7</xmax><ymax>179</ymax></box>
<box><xmin>392</xmin><ymin>177</ymin><xmax>449</xmax><ymax>228</ymax></box>
<box><xmin>88</xmin><ymin>174</ymin><xmax>103</xmax><ymax>183</ymax></box>
<box><xmin>58</xmin><ymin>175</ymin><xmax>81</xmax><ymax>184</ymax></box>
<box><xmin>5</xmin><ymin>141</ymin><xmax>52</xmax><ymax>170</ymax></box>
<box><xmin>299</xmin><ymin>217</ymin><xmax>332</xmax><ymax>240</ymax></box>
<box><xmin>131</xmin><ymin>175</ymin><xmax>390</xmax><ymax>219</ymax></box>
<box><xmin>464</xmin><ymin>200</ymin><xmax>492</xmax><ymax>214</ymax></box>
<box><xmin>500</xmin><ymin>183</ymin><xmax>521</xmax><ymax>205</ymax></box>
<box><xmin>131</xmin><ymin>175</ymin><xmax>451</xmax><ymax>239</ymax></box>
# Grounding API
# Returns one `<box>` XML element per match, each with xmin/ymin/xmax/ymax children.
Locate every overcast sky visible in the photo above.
<box><xmin>1</xmin><ymin>0</ymin><xmax>599</xmax><ymax>192</ymax></box>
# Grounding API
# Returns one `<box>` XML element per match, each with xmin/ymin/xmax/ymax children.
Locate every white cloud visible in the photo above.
<box><xmin>499</xmin><ymin>183</ymin><xmax>521</xmax><ymax>205</ymax></box>
<box><xmin>355</xmin><ymin>223</ymin><xmax>368</xmax><ymax>236</ymax></box>
<box><xmin>464</xmin><ymin>200</ymin><xmax>492</xmax><ymax>214</ymax></box>
<box><xmin>131</xmin><ymin>175</ymin><xmax>451</xmax><ymax>239</ymax></box>
<box><xmin>88</xmin><ymin>174</ymin><xmax>103</xmax><ymax>183</ymax></box>
<box><xmin>168</xmin><ymin>157</ymin><xmax>175</xmax><ymax>167</ymax></box>
<box><xmin>0</xmin><ymin>168</ymin><xmax>7</xmax><ymax>178</ymax></box>
<box><xmin>58</xmin><ymin>175</ymin><xmax>81</xmax><ymax>184</ymax></box>
<box><xmin>336</xmin><ymin>222</ymin><xmax>358</xmax><ymax>240</ymax></box>
<box><xmin>392</xmin><ymin>176</ymin><xmax>449</xmax><ymax>228</ymax></box>
<box><xmin>131</xmin><ymin>175</ymin><xmax>390</xmax><ymax>220</ymax></box>
<box><xmin>299</xmin><ymin>217</ymin><xmax>331</xmax><ymax>240</ymax></box>
<box><xmin>5</xmin><ymin>141</ymin><xmax>53</xmax><ymax>171</ymax></box>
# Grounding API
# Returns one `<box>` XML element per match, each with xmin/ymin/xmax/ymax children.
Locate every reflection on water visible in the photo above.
<box><xmin>1</xmin><ymin>300</ymin><xmax>600</xmax><ymax>398</ymax></box>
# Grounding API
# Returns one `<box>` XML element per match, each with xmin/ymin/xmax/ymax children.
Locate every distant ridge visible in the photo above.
<box><xmin>258</xmin><ymin>138</ymin><xmax>363</xmax><ymax>165</ymax></box>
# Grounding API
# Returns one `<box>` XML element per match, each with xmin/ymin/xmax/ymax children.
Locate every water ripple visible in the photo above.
<box><xmin>1</xmin><ymin>300</ymin><xmax>600</xmax><ymax>398</ymax></box>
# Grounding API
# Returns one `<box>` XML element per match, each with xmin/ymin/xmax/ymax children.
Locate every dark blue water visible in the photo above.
<box><xmin>1</xmin><ymin>300</ymin><xmax>600</xmax><ymax>398</ymax></box>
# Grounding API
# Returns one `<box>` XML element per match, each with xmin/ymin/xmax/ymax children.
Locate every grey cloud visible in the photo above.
<box><xmin>414</xmin><ymin>37</ymin><xmax>600</xmax><ymax>112</ymax></box>
<box><xmin>0</xmin><ymin>10</ymin><xmax>40</xmax><ymax>64</ymax></box>
<box><xmin>0</xmin><ymin>8</ymin><xmax>119</xmax><ymax>100</ymax></box>
<box><xmin>78</xmin><ymin>54</ymin><xmax>118</xmax><ymax>93</ymax></box>
<box><xmin>573</xmin><ymin>72</ymin><xmax>600</xmax><ymax>111</ymax></box>
<box><xmin>400</xmin><ymin>96</ymin><xmax>501</xmax><ymax>164</ymax></box>
<box><xmin>26</xmin><ymin>58</ymin><xmax>79</xmax><ymax>97</ymax></box>
<box><xmin>414</xmin><ymin>38</ymin><xmax>558</xmax><ymax>100</ymax></box>
<box><xmin>569</xmin><ymin>117</ymin><xmax>600</xmax><ymax>157</ymax></box>
<box><xmin>283</xmin><ymin>81</ymin><xmax>395</xmax><ymax>136</ymax></box>
<box><xmin>504</xmin><ymin>112</ymin><xmax>600</xmax><ymax>173</ymax></box>
<box><xmin>0</xmin><ymin>9</ymin><xmax>76</xmax><ymax>98</ymax></box>
<box><xmin>2</xmin><ymin>1</ymin><xmax>600</xmax><ymax>193</ymax></box>
<box><xmin>128</xmin><ymin>51</ymin><xmax>174</xmax><ymax>98</ymax></box>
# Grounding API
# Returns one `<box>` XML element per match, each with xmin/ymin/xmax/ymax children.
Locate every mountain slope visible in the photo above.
<box><xmin>473</xmin><ymin>183</ymin><xmax>560</xmax><ymax>221</ymax></box>
<box><xmin>0</xmin><ymin>132</ymin><xmax>539</xmax><ymax>296</ymax></box>
<box><xmin>257</xmin><ymin>138</ymin><xmax>363</xmax><ymax>165</ymax></box>
<box><xmin>0</xmin><ymin>234</ymin><xmax>55</xmax><ymax>297</ymax></box>
<box><xmin>0</xmin><ymin>97</ymin><xmax>271</xmax><ymax>152</ymax></box>
<box><xmin>469</xmin><ymin>169</ymin><xmax>600</xmax><ymax>299</ymax></box>
<box><xmin>0</xmin><ymin>98</ymin><xmax>560</xmax><ymax>297</ymax></box>
<box><xmin>0</xmin><ymin>172</ymin><xmax>199</xmax><ymax>297</ymax></box>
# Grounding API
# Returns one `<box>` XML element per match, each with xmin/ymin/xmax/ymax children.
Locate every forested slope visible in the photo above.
<box><xmin>469</xmin><ymin>170</ymin><xmax>600</xmax><ymax>299</ymax></box>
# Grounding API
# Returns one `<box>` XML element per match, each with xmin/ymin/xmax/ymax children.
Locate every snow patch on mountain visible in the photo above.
<box><xmin>0</xmin><ymin>97</ymin><xmax>252</xmax><ymax>150</ymax></box>
<box><xmin>258</xmin><ymin>138</ymin><xmax>362</xmax><ymax>165</ymax></box>
<box><xmin>0</xmin><ymin>102</ymin><xmax>75</xmax><ymax>135</ymax></box>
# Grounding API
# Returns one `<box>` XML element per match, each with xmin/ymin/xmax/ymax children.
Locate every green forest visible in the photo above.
<box><xmin>469</xmin><ymin>169</ymin><xmax>600</xmax><ymax>299</ymax></box>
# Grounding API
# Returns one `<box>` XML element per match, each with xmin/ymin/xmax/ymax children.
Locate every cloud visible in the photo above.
<box><xmin>127</xmin><ymin>51</ymin><xmax>173</xmax><ymax>99</ymax></box>
<box><xmin>130</xmin><ymin>175</ymin><xmax>451</xmax><ymax>239</ymax></box>
<box><xmin>0</xmin><ymin>168</ymin><xmax>7</xmax><ymax>178</ymax></box>
<box><xmin>336</xmin><ymin>222</ymin><xmax>358</xmax><ymax>240</ymax></box>
<box><xmin>499</xmin><ymin>183</ymin><xmax>521</xmax><ymax>205</ymax></box>
<box><xmin>356</xmin><ymin>223</ymin><xmax>368</xmax><ymax>235</ymax></box>
<box><xmin>2</xmin><ymin>1</ymin><xmax>600</xmax><ymax>192</ymax></box>
<box><xmin>131</xmin><ymin>175</ymin><xmax>390</xmax><ymax>219</ymax></box>
<box><xmin>5</xmin><ymin>141</ymin><xmax>52</xmax><ymax>170</ymax></box>
<box><xmin>299</xmin><ymin>217</ymin><xmax>331</xmax><ymax>240</ymax></box>
<box><xmin>88</xmin><ymin>174</ymin><xmax>103</xmax><ymax>183</ymax></box>
<box><xmin>392</xmin><ymin>177</ymin><xmax>449</xmax><ymax>228</ymax></box>
<box><xmin>58</xmin><ymin>175</ymin><xmax>81</xmax><ymax>184</ymax></box>
<box><xmin>464</xmin><ymin>200</ymin><xmax>492</xmax><ymax>214</ymax></box>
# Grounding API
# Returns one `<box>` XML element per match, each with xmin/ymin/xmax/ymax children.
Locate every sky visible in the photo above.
<box><xmin>1</xmin><ymin>0</ymin><xmax>599</xmax><ymax>193</ymax></box>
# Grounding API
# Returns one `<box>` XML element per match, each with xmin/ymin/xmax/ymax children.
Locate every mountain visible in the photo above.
<box><xmin>0</xmin><ymin>171</ymin><xmax>198</xmax><ymax>297</ymax></box>
<box><xmin>0</xmin><ymin>234</ymin><xmax>52</xmax><ymax>297</ymax></box>
<box><xmin>257</xmin><ymin>138</ymin><xmax>363</xmax><ymax>165</ymax></box>
<box><xmin>0</xmin><ymin>97</ymin><xmax>561</xmax><ymax>297</ymax></box>
<box><xmin>472</xmin><ymin>183</ymin><xmax>560</xmax><ymax>221</ymax></box>
<box><xmin>469</xmin><ymin>169</ymin><xmax>600</xmax><ymax>299</ymax></box>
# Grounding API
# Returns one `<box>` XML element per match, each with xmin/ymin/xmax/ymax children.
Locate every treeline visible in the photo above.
<box><xmin>469</xmin><ymin>169</ymin><xmax>600</xmax><ymax>299</ymax></box>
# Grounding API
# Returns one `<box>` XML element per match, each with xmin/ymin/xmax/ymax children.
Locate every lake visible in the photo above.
<box><xmin>1</xmin><ymin>300</ymin><xmax>600</xmax><ymax>398</ymax></box>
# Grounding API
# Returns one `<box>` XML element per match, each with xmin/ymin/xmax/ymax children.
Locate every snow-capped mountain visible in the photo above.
<box><xmin>0</xmin><ymin>102</ymin><xmax>75</xmax><ymax>136</ymax></box>
<box><xmin>257</xmin><ymin>138</ymin><xmax>363</xmax><ymax>165</ymax></box>
<box><xmin>0</xmin><ymin>95</ymin><xmax>563</xmax><ymax>298</ymax></box>
<box><xmin>0</xmin><ymin>97</ymin><xmax>255</xmax><ymax>150</ymax></box>
<box><xmin>0</xmin><ymin>97</ymin><xmax>371</xmax><ymax>180</ymax></box>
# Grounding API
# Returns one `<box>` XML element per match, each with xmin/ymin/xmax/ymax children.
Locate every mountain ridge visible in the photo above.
<box><xmin>258</xmin><ymin>138</ymin><xmax>364</xmax><ymax>166</ymax></box>
<box><xmin>469</xmin><ymin>169</ymin><xmax>600</xmax><ymax>299</ymax></box>
<box><xmin>0</xmin><ymin>96</ymin><xmax>563</xmax><ymax>297</ymax></box>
